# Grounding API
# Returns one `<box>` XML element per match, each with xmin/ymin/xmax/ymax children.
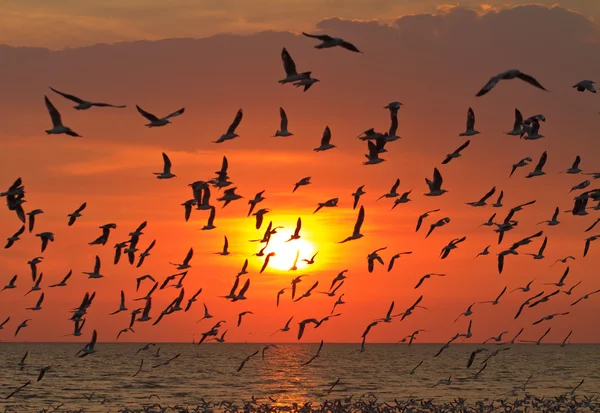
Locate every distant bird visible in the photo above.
<box><xmin>49</xmin><ymin>87</ymin><xmax>126</xmax><ymax>110</ymax></box>
<box><xmin>526</xmin><ymin>151</ymin><xmax>548</xmax><ymax>178</ymax></box>
<box><xmin>293</xmin><ymin>177</ymin><xmax>311</xmax><ymax>193</ymax></box>
<box><xmin>170</xmin><ymin>247</ymin><xmax>194</xmax><ymax>270</ymax></box>
<box><xmin>562</xmin><ymin>156</ymin><xmax>583</xmax><ymax>174</ymax></box>
<box><xmin>415</xmin><ymin>273</ymin><xmax>445</xmax><ymax>289</ymax></box>
<box><xmin>302</xmin><ymin>340</ymin><xmax>325</xmax><ymax>366</ymax></box>
<box><xmin>476</xmin><ymin>69</ymin><xmax>547</xmax><ymax>96</ymax></box>
<box><xmin>217</xmin><ymin>187</ymin><xmax>243</xmax><ymax>207</ymax></box>
<box><xmin>442</xmin><ymin>140</ymin><xmax>470</xmax><ymax>164</ymax></box>
<box><xmin>459</xmin><ymin>108</ymin><xmax>480</xmax><ymax>136</ymax></box>
<box><xmin>236</xmin><ymin>350</ymin><xmax>259</xmax><ymax>372</ymax></box>
<box><xmin>35</xmin><ymin>232</ymin><xmax>54</xmax><ymax>252</ymax></box>
<box><xmin>314</xmin><ymin>198</ymin><xmax>339</xmax><ymax>214</ymax></box>
<box><xmin>237</xmin><ymin>311</ymin><xmax>253</xmax><ymax>327</ymax></box>
<box><xmin>506</xmin><ymin>108</ymin><xmax>524</xmax><ymax>135</ymax></box>
<box><xmin>525</xmin><ymin>236</ymin><xmax>548</xmax><ymax>260</ymax></box>
<box><xmin>314</xmin><ymin>126</ymin><xmax>336</xmax><ymax>151</ymax></box>
<box><xmin>475</xmin><ymin>245</ymin><xmax>490</xmax><ymax>258</ymax></box>
<box><xmin>154</xmin><ymin>153</ymin><xmax>176</xmax><ymax>179</ymax></box>
<box><xmin>352</xmin><ymin>185</ymin><xmax>366</xmax><ymax>210</ymax></box>
<box><xmin>26</xmin><ymin>209</ymin><xmax>44</xmax><ymax>233</ymax></box>
<box><xmin>278</xmin><ymin>48</ymin><xmax>311</xmax><ymax>84</ymax></box>
<box><xmin>363</xmin><ymin>141</ymin><xmax>385</xmax><ymax>165</ymax></box>
<box><xmin>584</xmin><ymin>235</ymin><xmax>600</xmax><ymax>257</ymax></box>
<box><xmin>387</xmin><ymin>252</ymin><xmax>412</xmax><ymax>272</ymax></box>
<box><xmin>510</xmin><ymin>157</ymin><xmax>532</xmax><ymax>177</ymax></box>
<box><xmin>378</xmin><ymin>179</ymin><xmax>400</xmax><ymax>201</ymax></box>
<box><xmin>76</xmin><ymin>329</ymin><xmax>98</xmax><ymax>357</ymax></box>
<box><xmin>573</xmin><ymin>80</ymin><xmax>596</xmax><ymax>93</ymax></box>
<box><xmin>67</xmin><ymin>202</ymin><xmax>87</xmax><ymax>226</ymax></box>
<box><xmin>214</xmin><ymin>109</ymin><xmax>243</xmax><ymax>143</ymax></box>
<box><xmin>2</xmin><ymin>274</ymin><xmax>17</xmax><ymax>291</ymax></box>
<box><xmin>136</xmin><ymin>105</ymin><xmax>185</xmax><ymax>127</ymax></box>
<box><xmin>339</xmin><ymin>206</ymin><xmax>365</xmax><ymax>243</ymax></box>
<box><xmin>44</xmin><ymin>96</ymin><xmax>81</xmax><ymax>137</ymax></box>
<box><xmin>216</xmin><ymin>236</ymin><xmax>230</xmax><ymax>256</ymax></box>
<box><xmin>416</xmin><ymin>209</ymin><xmax>440</xmax><ymax>232</ymax></box>
<box><xmin>247</xmin><ymin>190</ymin><xmax>266</xmax><ymax>216</ymax></box>
<box><xmin>274</xmin><ymin>107</ymin><xmax>293</xmax><ymax>136</ymax></box>
<box><xmin>302</xmin><ymin>32</ymin><xmax>362</xmax><ymax>53</ymax></box>
<box><xmin>83</xmin><ymin>255</ymin><xmax>103</xmax><ymax>279</ymax></box>
<box><xmin>5</xmin><ymin>225</ymin><xmax>25</xmax><ymax>249</ymax></box>
<box><xmin>466</xmin><ymin>186</ymin><xmax>496</xmax><ymax>207</ymax></box>
<box><xmin>424</xmin><ymin>168</ymin><xmax>447</xmax><ymax>196</ymax></box>
<box><xmin>538</xmin><ymin>207</ymin><xmax>560</xmax><ymax>226</ymax></box>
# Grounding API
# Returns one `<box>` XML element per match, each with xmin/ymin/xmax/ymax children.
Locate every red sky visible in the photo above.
<box><xmin>0</xmin><ymin>3</ymin><xmax>599</xmax><ymax>344</ymax></box>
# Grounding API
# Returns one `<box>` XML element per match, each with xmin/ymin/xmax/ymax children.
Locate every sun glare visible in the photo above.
<box><xmin>264</xmin><ymin>232</ymin><xmax>316</xmax><ymax>272</ymax></box>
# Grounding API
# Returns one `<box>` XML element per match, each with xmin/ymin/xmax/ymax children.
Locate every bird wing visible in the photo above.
<box><xmin>302</xmin><ymin>32</ymin><xmax>334</xmax><ymax>41</ymax></box>
<box><xmin>164</xmin><ymin>108</ymin><xmax>185</xmax><ymax>120</ymax></box>
<box><xmin>227</xmin><ymin>109</ymin><xmax>243</xmax><ymax>134</ymax></box>
<box><xmin>514</xmin><ymin>108</ymin><xmax>523</xmax><ymax>128</ymax></box>
<box><xmin>466</xmin><ymin>107</ymin><xmax>475</xmax><ymax>130</ymax></box>
<box><xmin>281</xmin><ymin>48</ymin><xmax>297</xmax><ymax>76</ymax></box>
<box><xmin>44</xmin><ymin>96</ymin><xmax>63</xmax><ymax>127</ymax></box>
<box><xmin>162</xmin><ymin>152</ymin><xmax>172</xmax><ymax>172</ymax></box>
<box><xmin>279</xmin><ymin>107</ymin><xmax>288</xmax><ymax>130</ymax></box>
<box><xmin>49</xmin><ymin>87</ymin><xmax>85</xmax><ymax>104</ymax></box>
<box><xmin>517</xmin><ymin>72</ymin><xmax>547</xmax><ymax>91</ymax></box>
<box><xmin>321</xmin><ymin>126</ymin><xmax>331</xmax><ymax>145</ymax></box>
<box><xmin>136</xmin><ymin>105</ymin><xmax>160</xmax><ymax>122</ymax></box>
<box><xmin>353</xmin><ymin>206</ymin><xmax>365</xmax><ymax>235</ymax></box>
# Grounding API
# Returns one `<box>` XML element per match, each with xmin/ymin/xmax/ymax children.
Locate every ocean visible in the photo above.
<box><xmin>1</xmin><ymin>343</ymin><xmax>599</xmax><ymax>412</ymax></box>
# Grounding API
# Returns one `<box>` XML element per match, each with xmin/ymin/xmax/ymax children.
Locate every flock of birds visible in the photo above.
<box><xmin>2</xmin><ymin>29</ymin><xmax>600</xmax><ymax>411</ymax></box>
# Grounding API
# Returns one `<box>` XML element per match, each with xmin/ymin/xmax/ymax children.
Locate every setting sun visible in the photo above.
<box><xmin>262</xmin><ymin>232</ymin><xmax>316</xmax><ymax>272</ymax></box>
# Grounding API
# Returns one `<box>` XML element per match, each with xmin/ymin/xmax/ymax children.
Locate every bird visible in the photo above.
<box><xmin>2</xmin><ymin>274</ymin><xmax>17</xmax><ymax>291</ymax></box>
<box><xmin>14</xmin><ymin>319</ymin><xmax>31</xmax><ymax>336</ymax></box>
<box><xmin>170</xmin><ymin>247</ymin><xmax>194</xmax><ymax>270</ymax></box>
<box><xmin>466</xmin><ymin>186</ymin><xmax>496</xmax><ymax>207</ymax></box>
<box><xmin>442</xmin><ymin>140</ymin><xmax>470</xmax><ymax>164</ymax></box>
<box><xmin>67</xmin><ymin>202</ymin><xmax>87</xmax><ymax>226</ymax></box>
<box><xmin>5</xmin><ymin>225</ymin><xmax>25</xmax><ymax>249</ymax></box>
<box><xmin>302</xmin><ymin>251</ymin><xmax>318</xmax><ymax>265</ymax></box>
<box><xmin>216</xmin><ymin>236</ymin><xmax>230</xmax><ymax>256</ymax></box>
<box><xmin>273</xmin><ymin>107</ymin><xmax>293</xmax><ymax>137</ymax></box>
<box><xmin>378</xmin><ymin>179</ymin><xmax>400</xmax><ymax>201</ymax></box>
<box><xmin>475</xmin><ymin>245</ymin><xmax>491</xmax><ymax>258</ymax></box>
<box><xmin>286</xmin><ymin>218</ymin><xmax>302</xmax><ymax>242</ymax></box>
<box><xmin>109</xmin><ymin>290</ymin><xmax>128</xmax><ymax>315</ymax></box>
<box><xmin>76</xmin><ymin>329</ymin><xmax>98</xmax><ymax>357</ymax></box>
<box><xmin>83</xmin><ymin>255</ymin><xmax>103</xmax><ymax>279</ymax></box>
<box><xmin>573</xmin><ymin>80</ymin><xmax>596</xmax><ymax>93</ymax></box>
<box><xmin>424</xmin><ymin>168</ymin><xmax>447</xmax><ymax>196</ymax></box>
<box><xmin>278</xmin><ymin>48</ymin><xmax>311</xmax><ymax>84</ymax></box>
<box><xmin>301</xmin><ymin>32</ymin><xmax>362</xmax><ymax>53</ymax></box>
<box><xmin>497</xmin><ymin>248</ymin><xmax>518</xmax><ymax>274</ymax></box>
<box><xmin>506</xmin><ymin>108</ymin><xmax>524</xmax><ymax>135</ymax></box>
<box><xmin>426</xmin><ymin>217</ymin><xmax>450</xmax><ymax>238</ymax></box>
<box><xmin>26</xmin><ymin>209</ymin><xmax>44</xmax><ymax>233</ymax></box>
<box><xmin>247</xmin><ymin>190</ymin><xmax>266</xmax><ymax>216</ymax></box>
<box><xmin>293</xmin><ymin>76</ymin><xmax>320</xmax><ymax>91</ymax></box>
<box><xmin>44</xmin><ymin>96</ymin><xmax>81</xmax><ymax>137</ymax></box>
<box><xmin>214</xmin><ymin>108</ymin><xmax>243</xmax><ymax>143</ymax></box>
<box><xmin>351</xmin><ymin>185</ymin><xmax>366</xmax><ymax>210</ymax></box>
<box><xmin>562</xmin><ymin>155</ymin><xmax>583</xmax><ymax>174</ymax></box>
<box><xmin>363</xmin><ymin>140</ymin><xmax>385</xmax><ymax>165</ymax></box>
<box><xmin>416</xmin><ymin>209</ymin><xmax>440</xmax><ymax>232</ymax></box>
<box><xmin>314</xmin><ymin>126</ymin><xmax>336</xmax><ymax>151</ymax></box>
<box><xmin>314</xmin><ymin>198</ymin><xmax>338</xmax><ymax>214</ymax></box>
<box><xmin>526</xmin><ymin>151</ymin><xmax>548</xmax><ymax>178</ymax></box>
<box><xmin>415</xmin><ymin>273</ymin><xmax>445</xmax><ymax>289</ymax></box>
<box><xmin>49</xmin><ymin>87</ymin><xmax>126</xmax><ymax>110</ymax></box>
<box><xmin>479</xmin><ymin>286</ymin><xmax>507</xmax><ymax>306</ymax></box>
<box><xmin>302</xmin><ymin>340</ymin><xmax>325</xmax><ymax>366</ymax></box>
<box><xmin>459</xmin><ymin>108</ymin><xmax>480</xmax><ymax>136</ymax></box>
<box><xmin>339</xmin><ymin>206</ymin><xmax>365</xmax><ymax>243</ymax></box>
<box><xmin>524</xmin><ymin>236</ymin><xmax>548</xmax><ymax>259</ymax></box>
<box><xmin>35</xmin><ymin>231</ymin><xmax>54</xmax><ymax>253</ymax></box>
<box><xmin>510</xmin><ymin>157</ymin><xmax>533</xmax><ymax>177</ymax></box>
<box><xmin>538</xmin><ymin>207</ymin><xmax>560</xmax><ymax>226</ymax></box>
<box><xmin>293</xmin><ymin>177</ymin><xmax>311</xmax><ymax>192</ymax></box>
<box><xmin>136</xmin><ymin>105</ymin><xmax>185</xmax><ymax>127</ymax></box>
<box><xmin>260</xmin><ymin>253</ymin><xmax>276</xmax><ymax>274</ymax></box>
<box><xmin>387</xmin><ymin>252</ymin><xmax>412</xmax><ymax>272</ymax></box>
<box><xmin>154</xmin><ymin>153</ymin><xmax>176</xmax><ymax>179</ymax></box>
<box><xmin>236</xmin><ymin>350</ymin><xmax>259</xmax><ymax>372</ymax></box>
<box><xmin>584</xmin><ymin>235</ymin><xmax>600</xmax><ymax>257</ymax></box>
<box><xmin>476</xmin><ymin>69</ymin><xmax>547</xmax><ymax>96</ymax></box>
<box><xmin>391</xmin><ymin>191</ymin><xmax>412</xmax><ymax>209</ymax></box>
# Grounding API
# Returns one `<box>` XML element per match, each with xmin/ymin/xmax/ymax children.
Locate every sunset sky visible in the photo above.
<box><xmin>1</xmin><ymin>1</ymin><xmax>600</xmax><ymax>344</ymax></box>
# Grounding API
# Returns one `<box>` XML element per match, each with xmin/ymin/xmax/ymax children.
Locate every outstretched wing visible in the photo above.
<box><xmin>302</xmin><ymin>32</ymin><xmax>334</xmax><ymax>42</ymax></box>
<box><xmin>49</xmin><ymin>87</ymin><xmax>85</xmax><ymax>104</ymax></box>
<box><xmin>227</xmin><ymin>109</ymin><xmax>243</xmax><ymax>135</ymax></box>
<box><xmin>281</xmin><ymin>48</ymin><xmax>297</xmax><ymax>76</ymax></box>
<box><xmin>136</xmin><ymin>105</ymin><xmax>160</xmax><ymax>122</ymax></box>
<box><xmin>353</xmin><ymin>206</ymin><xmax>365</xmax><ymax>235</ymax></box>
<box><xmin>164</xmin><ymin>108</ymin><xmax>185</xmax><ymax>120</ymax></box>
<box><xmin>44</xmin><ymin>96</ymin><xmax>63</xmax><ymax>127</ymax></box>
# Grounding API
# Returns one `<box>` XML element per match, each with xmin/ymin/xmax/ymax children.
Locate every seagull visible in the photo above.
<box><xmin>201</xmin><ymin>206</ymin><xmax>217</xmax><ymax>231</ymax></box>
<box><xmin>314</xmin><ymin>126</ymin><xmax>336</xmax><ymax>151</ymax></box>
<box><xmin>442</xmin><ymin>140</ymin><xmax>470</xmax><ymax>164</ymax></box>
<box><xmin>466</xmin><ymin>186</ymin><xmax>496</xmax><ymax>207</ymax></box>
<box><xmin>15</xmin><ymin>319</ymin><xmax>31</xmax><ymax>337</ymax></box>
<box><xmin>571</xmin><ymin>288</ymin><xmax>600</xmax><ymax>306</ymax></box>
<box><xmin>363</xmin><ymin>141</ymin><xmax>385</xmax><ymax>165</ymax></box>
<box><xmin>570</xmin><ymin>180</ymin><xmax>590</xmax><ymax>193</ymax></box>
<box><xmin>236</xmin><ymin>350</ymin><xmax>259</xmax><ymax>372</ymax></box>
<box><xmin>476</xmin><ymin>69</ymin><xmax>547</xmax><ymax>96</ymax></box>
<box><xmin>391</xmin><ymin>191</ymin><xmax>412</xmax><ymax>209</ymax></box>
<box><xmin>170</xmin><ymin>247</ymin><xmax>193</xmax><ymax>270</ymax></box>
<box><xmin>584</xmin><ymin>235</ymin><xmax>600</xmax><ymax>257</ymax></box>
<box><xmin>459</xmin><ymin>107</ymin><xmax>480</xmax><ymax>136</ymax></box>
<box><xmin>293</xmin><ymin>177</ymin><xmax>311</xmax><ymax>192</ymax></box>
<box><xmin>83</xmin><ymin>255</ymin><xmax>103</xmax><ymax>279</ymax></box>
<box><xmin>24</xmin><ymin>273</ymin><xmax>43</xmax><ymax>296</ymax></box>
<box><xmin>109</xmin><ymin>290</ymin><xmax>128</xmax><ymax>315</ymax></box>
<box><xmin>482</xmin><ymin>331</ymin><xmax>509</xmax><ymax>344</ymax></box>
<box><xmin>378</xmin><ymin>179</ymin><xmax>400</xmax><ymax>201</ymax></box>
<box><xmin>416</xmin><ymin>209</ymin><xmax>440</xmax><ymax>232</ymax></box>
<box><xmin>216</xmin><ymin>236</ymin><xmax>230</xmax><ymax>256</ymax></box>
<box><xmin>302</xmin><ymin>340</ymin><xmax>325</xmax><ymax>366</ymax></box>
<box><xmin>562</xmin><ymin>155</ymin><xmax>583</xmax><ymax>174</ymax></box>
<box><xmin>538</xmin><ymin>207</ymin><xmax>560</xmax><ymax>226</ymax></box>
<box><xmin>214</xmin><ymin>109</ymin><xmax>243</xmax><ymax>143</ymax></box>
<box><xmin>492</xmin><ymin>191</ymin><xmax>505</xmax><ymax>206</ymax></box>
<box><xmin>358</xmin><ymin>128</ymin><xmax>385</xmax><ymax>141</ymax></box>
<box><xmin>237</xmin><ymin>311</ymin><xmax>253</xmax><ymax>327</ymax></box>
<box><xmin>510</xmin><ymin>157</ymin><xmax>532</xmax><ymax>177</ymax></box>
<box><xmin>136</xmin><ymin>240</ymin><xmax>156</xmax><ymax>268</ymax></box>
<box><xmin>35</xmin><ymin>232</ymin><xmax>54</xmax><ymax>253</ymax></box>
<box><xmin>455</xmin><ymin>304</ymin><xmax>475</xmax><ymax>322</ymax></box>
<box><xmin>384</xmin><ymin>101</ymin><xmax>402</xmax><ymax>117</ymax></box>
<box><xmin>339</xmin><ymin>206</ymin><xmax>365</xmax><ymax>243</ymax></box>
<box><xmin>44</xmin><ymin>96</ymin><xmax>81</xmax><ymax>137</ymax></box>
<box><xmin>67</xmin><ymin>202</ymin><xmax>87</xmax><ymax>226</ymax></box>
<box><xmin>387</xmin><ymin>252</ymin><xmax>412</xmax><ymax>272</ymax></box>
<box><xmin>49</xmin><ymin>87</ymin><xmax>126</xmax><ymax>110</ymax></box>
<box><xmin>247</xmin><ymin>190</ymin><xmax>266</xmax><ymax>217</ymax></box>
<box><xmin>314</xmin><ymin>198</ymin><xmax>339</xmax><ymax>214</ymax></box>
<box><xmin>274</xmin><ymin>107</ymin><xmax>293</xmax><ymax>137</ymax></box>
<box><xmin>278</xmin><ymin>48</ymin><xmax>311</xmax><ymax>84</ymax></box>
<box><xmin>136</xmin><ymin>105</ymin><xmax>185</xmax><ymax>127</ymax></box>
<box><xmin>415</xmin><ymin>273</ymin><xmax>445</xmax><ymax>289</ymax></box>
<box><xmin>351</xmin><ymin>186</ymin><xmax>366</xmax><ymax>210</ymax></box>
<box><xmin>154</xmin><ymin>153</ymin><xmax>176</xmax><ymax>179</ymax></box>
<box><xmin>525</xmin><ymin>236</ymin><xmax>547</xmax><ymax>259</ymax></box>
<box><xmin>511</xmin><ymin>280</ymin><xmax>534</xmax><ymax>293</ymax></box>
<box><xmin>272</xmin><ymin>316</ymin><xmax>294</xmax><ymax>335</ymax></box>
<box><xmin>479</xmin><ymin>286</ymin><xmax>507</xmax><ymax>306</ymax></box>
<box><xmin>585</xmin><ymin>218</ymin><xmax>600</xmax><ymax>232</ymax></box>
<box><xmin>76</xmin><ymin>330</ymin><xmax>98</xmax><ymax>357</ymax></box>
<box><xmin>552</xmin><ymin>256</ymin><xmax>575</xmax><ymax>266</ymax></box>
<box><xmin>529</xmin><ymin>290</ymin><xmax>560</xmax><ymax>308</ymax></box>
<box><xmin>293</xmin><ymin>76</ymin><xmax>320</xmax><ymax>91</ymax></box>
<box><xmin>260</xmin><ymin>252</ymin><xmax>276</xmax><ymax>274</ymax></box>
<box><xmin>252</xmin><ymin>208</ymin><xmax>270</xmax><ymax>229</ymax></box>
<box><xmin>5</xmin><ymin>225</ymin><xmax>25</xmax><ymax>249</ymax></box>
<box><xmin>573</xmin><ymin>80</ymin><xmax>596</xmax><ymax>93</ymax></box>
<box><xmin>301</xmin><ymin>32</ymin><xmax>362</xmax><ymax>53</ymax></box>
<box><xmin>506</xmin><ymin>108</ymin><xmax>524</xmax><ymax>135</ymax></box>
<box><xmin>520</xmin><ymin>117</ymin><xmax>544</xmax><ymax>140</ymax></box>
<box><xmin>26</xmin><ymin>292</ymin><xmax>44</xmax><ymax>311</ymax></box>
<box><xmin>526</xmin><ymin>151</ymin><xmax>547</xmax><ymax>178</ymax></box>
<box><xmin>426</xmin><ymin>217</ymin><xmax>450</xmax><ymax>238</ymax></box>
<box><xmin>532</xmin><ymin>312</ymin><xmax>570</xmax><ymax>325</ymax></box>
<box><xmin>217</xmin><ymin>187</ymin><xmax>243</xmax><ymax>207</ymax></box>
<box><xmin>475</xmin><ymin>245</ymin><xmax>491</xmax><ymax>258</ymax></box>
<box><xmin>26</xmin><ymin>209</ymin><xmax>44</xmax><ymax>233</ymax></box>
<box><xmin>2</xmin><ymin>274</ymin><xmax>17</xmax><ymax>291</ymax></box>
<box><xmin>424</xmin><ymin>168</ymin><xmax>447</xmax><ymax>196</ymax></box>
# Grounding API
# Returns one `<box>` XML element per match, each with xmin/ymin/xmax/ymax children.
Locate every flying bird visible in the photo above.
<box><xmin>49</xmin><ymin>87</ymin><xmax>126</xmax><ymax>110</ymax></box>
<box><xmin>44</xmin><ymin>96</ymin><xmax>82</xmax><ymax>137</ymax></box>
<box><xmin>476</xmin><ymin>69</ymin><xmax>548</xmax><ymax>96</ymax></box>
<box><xmin>136</xmin><ymin>105</ymin><xmax>185</xmax><ymax>127</ymax></box>
<box><xmin>302</xmin><ymin>32</ymin><xmax>362</xmax><ymax>53</ymax></box>
<box><xmin>214</xmin><ymin>108</ymin><xmax>243</xmax><ymax>143</ymax></box>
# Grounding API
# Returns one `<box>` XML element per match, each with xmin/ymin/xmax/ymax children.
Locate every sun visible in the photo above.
<box><xmin>264</xmin><ymin>233</ymin><xmax>316</xmax><ymax>272</ymax></box>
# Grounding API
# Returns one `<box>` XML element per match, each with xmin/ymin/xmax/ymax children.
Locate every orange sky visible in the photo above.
<box><xmin>0</xmin><ymin>3</ymin><xmax>600</xmax><ymax>344</ymax></box>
